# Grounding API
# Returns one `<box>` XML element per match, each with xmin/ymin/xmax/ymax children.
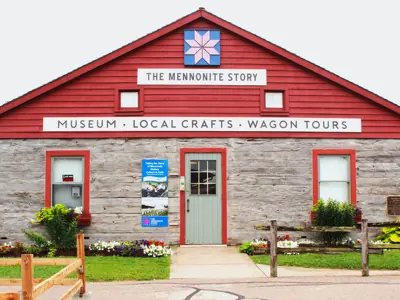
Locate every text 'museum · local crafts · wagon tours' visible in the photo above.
<box><xmin>0</xmin><ymin>8</ymin><xmax>399</xmax><ymax>245</ymax></box>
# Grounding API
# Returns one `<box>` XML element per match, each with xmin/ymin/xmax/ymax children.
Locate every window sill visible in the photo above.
<box><xmin>260</xmin><ymin>111</ymin><xmax>290</xmax><ymax>117</ymax></box>
<box><xmin>114</xmin><ymin>110</ymin><xmax>144</xmax><ymax>116</ymax></box>
<box><xmin>78</xmin><ymin>214</ymin><xmax>91</xmax><ymax>226</ymax></box>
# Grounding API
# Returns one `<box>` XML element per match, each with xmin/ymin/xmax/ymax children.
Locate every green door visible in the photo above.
<box><xmin>185</xmin><ymin>153</ymin><xmax>222</xmax><ymax>245</ymax></box>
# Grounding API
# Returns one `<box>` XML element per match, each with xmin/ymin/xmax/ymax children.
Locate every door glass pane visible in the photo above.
<box><xmin>191</xmin><ymin>184</ymin><xmax>199</xmax><ymax>194</ymax></box>
<box><xmin>207</xmin><ymin>171</ymin><xmax>216</xmax><ymax>184</ymax></box>
<box><xmin>319</xmin><ymin>155</ymin><xmax>349</xmax><ymax>181</ymax></box>
<box><xmin>208</xmin><ymin>160</ymin><xmax>216</xmax><ymax>171</ymax></box>
<box><xmin>199</xmin><ymin>160</ymin><xmax>207</xmax><ymax>172</ymax></box>
<box><xmin>199</xmin><ymin>184</ymin><xmax>208</xmax><ymax>195</ymax></box>
<box><xmin>319</xmin><ymin>181</ymin><xmax>349</xmax><ymax>203</ymax></box>
<box><xmin>190</xmin><ymin>172</ymin><xmax>198</xmax><ymax>184</ymax></box>
<box><xmin>208</xmin><ymin>184</ymin><xmax>216</xmax><ymax>195</ymax></box>
<box><xmin>190</xmin><ymin>161</ymin><xmax>198</xmax><ymax>171</ymax></box>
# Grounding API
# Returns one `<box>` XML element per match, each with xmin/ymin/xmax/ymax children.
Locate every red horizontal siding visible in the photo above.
<box><xmin>0</xmin><ymin>18</ymin><xmax>399</xmax><ymax>139</ymax></box>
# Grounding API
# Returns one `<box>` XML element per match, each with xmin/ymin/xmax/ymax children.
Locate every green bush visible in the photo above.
<box><xmin>239</xmin><ymin>241</ymin><xmax>255</xmax><ymax>255</ymax></box>
<box><xmin>312</xmin><ymin>199</ymin><xmax>355</xmax><ymax>245</ymax></box>
<box><xmin>375</xmin><ymin>226</ymin><xmax>400</xmax><ymax>243</ymax></box>
<box><xmin>22</xmin><ymin>204</ymin><xmax>81</xmax><ymax>250</ymax></box>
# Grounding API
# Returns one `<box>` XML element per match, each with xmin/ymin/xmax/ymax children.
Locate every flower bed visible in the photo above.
<box><xmin>0</xmin><ymin>239</ymin><xmax>172</xmax><ymax>258</ymax></box>
<box><xmin>89</xmin><ymin>240</ymin><xmax>172</xmax><ymax>257</ymax></box>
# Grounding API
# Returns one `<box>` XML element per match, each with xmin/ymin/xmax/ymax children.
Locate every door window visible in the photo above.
<box><xmin>190</xmin><ymin>160</ymin><xmax>216</xmax><ymax>195</ymax></box>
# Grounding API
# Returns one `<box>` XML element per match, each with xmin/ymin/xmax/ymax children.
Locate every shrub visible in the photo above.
<box><xmin>375</xmin><ymin>226</ymin><xmax>400</xmax><ymax>243</ymax></box>
<box><xmin>239</xmin><ymin>241</ymin><xmax>255</xmax><ymax>255</ymax></box>
<box><xmin>312</xmin><ymin>198</ymin><xmax>355</xmax><ymax>245</ymax></box>
<box><xmin>22</xmin><ymin>204</ymin><xmax>82</xmax><ymax>250</ymax></box>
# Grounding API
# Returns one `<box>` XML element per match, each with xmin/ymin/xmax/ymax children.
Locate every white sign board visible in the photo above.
<box><xmin>137</xmin><ymin>68</ymin><xmax>267</xmax><ymax>85</ymax></box>
<box><xmin>43</xmin><ymin>117</ymin><xmax>362</xmax><ymax>132</ymax></box>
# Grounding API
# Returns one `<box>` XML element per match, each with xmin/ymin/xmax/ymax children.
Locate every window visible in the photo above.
<box><xmin>190</xmin><ymin>160</ymin><xmax>217</xmax><ymax>195</ymax></box>
<box><xmin>260</xmin><ymin>89</ymin><xmax>289</xmax><ymax>116</ymax></box>
<box><xmin>312</xmin><ymin>149</ymin><xmax>356</xmax><ymax>206</ymax></box>
<box><xmin>114</xmin><ymin>86</ymin><xmax>144</xmax><ymax>115</ymax></box>
<box><xmin>120</xmin><ymin>91</ymin><xmax>138</xmax><ymax>108</ymax></box>
<box><xmin>46</xmin><ymin>150</ymin><xmax>91</xmax><ymax>224</ymax></box>
<box><xmin>265</xmin><ymin>92</ymin><xmax>283</xmax><ymax>108</ymax></box>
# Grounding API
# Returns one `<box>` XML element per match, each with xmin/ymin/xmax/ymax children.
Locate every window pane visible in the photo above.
<box><xmin>208</xmin><ymin>160</ymin><xmax>216</xmax><ymax>171</ymax></box>
<box><xmin>199</xmin><ymin>184</ymin><xmax>208</xmax><ymax>195</ymax></box>
<box><xmin>53</xmin><ymin>184</ymin><xmax>83</xmax><ymax>208</ymax></box>
<box><xmin>191</xmin><ymin>184</ymin><xmax>199</xmax><ymax>195</ymax></box>
<box><xmin>205</xmin><ymin>171</ymin><xmax>216</xmax><ymax>183</ymax></box>
<box><xmin>190</xmin><ymin>172</ymin><xmax>198</xmax><ymax>184</ymax></box>
<box><xmin>52</xmin><ymin>157</ymin><xmax>83</xmax><ymax>183</ymax></box>
<box><xmin>190</xmin><ymin>160</ymin><xmax>198</xmax><ymax>171</ymax></box>
<box><xmin>265</xmin><ymin>92</ymin><xmax>283</xmax><ymax>108</ymax></box>
<box><xmin>120</xmin><ymin>91</ymin><xmax>138</xmax><ymax>108</ymax></box>
<box><xmin>199</xmin><ymin>173</ymin><xmax>213</xmax><ymax>183</ymax></box>
<box><xmin>319</xmin><ymin>182</ymin><xmax>349</xmax><ymax>203</ymax></box>
<box><xmin>199</xmin><ymin>160</ymin><xmax>207</xmax><ymax>171</ymax></box>
<box><xmin>319</xmin><ymin>155</ymin><xmax>349</xmax><ymax>181</ymax></box>
<box><xmin>208</xmin><ymin>184</ymin><xmax>216</xmax><ymax>195</ymax></box>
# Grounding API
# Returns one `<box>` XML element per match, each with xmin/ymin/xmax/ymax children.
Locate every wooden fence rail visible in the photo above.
<box><xmin>0</xmin><ymin>234</ymin><xmax>86</xmax><ymax>300</ymax></box>
<box><xmin>268</xmin><ymin>219</ymin><xmax>400</xmax><ymax>278</ymax></box>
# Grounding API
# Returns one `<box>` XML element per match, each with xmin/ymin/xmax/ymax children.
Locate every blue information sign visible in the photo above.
<box><xmin>141</xmin><ymin>159</ymin><xmax>168</xmax><ymax>227</ymax></box>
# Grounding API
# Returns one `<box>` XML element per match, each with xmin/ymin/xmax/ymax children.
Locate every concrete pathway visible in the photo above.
<box><xmin>170</xmin><ymin>246</ymin><xmax>266</xmax><ymax>279</ymax></box>
<box><xmin>3</xmin><ymin>277</ymin><xmax>400</xmax><ymax>299</ymax></box>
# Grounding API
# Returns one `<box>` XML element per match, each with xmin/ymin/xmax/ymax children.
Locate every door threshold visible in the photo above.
<box><xmin>180</xmin><ymin>244</ymin><xmax>227</xmax><ymax>247</ymax></box>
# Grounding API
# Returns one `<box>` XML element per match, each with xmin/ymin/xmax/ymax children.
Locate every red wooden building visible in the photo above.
<box><xmin>1</xmin><ymin>8</ymin><xmax>399</xmax><ymax>245</ymax></box>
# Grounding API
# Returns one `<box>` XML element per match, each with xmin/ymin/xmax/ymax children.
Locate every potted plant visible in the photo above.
<box><xmin>354</xmin><ymin>207</ymin><xmax>362</xmax><ymax>223</ymax></box>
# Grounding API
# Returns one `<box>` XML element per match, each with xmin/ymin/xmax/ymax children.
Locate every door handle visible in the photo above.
<box><xmin>187</xmin><ymin>199</ymin><xmax>190</xmax><ymax>213</ymax></box>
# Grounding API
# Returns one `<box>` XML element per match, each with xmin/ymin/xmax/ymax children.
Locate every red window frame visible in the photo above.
<box><xmin>114</xmin><ymin>85</ymin><xmax>144</xmax><ymax>115</ymax></box>
<box><xmin>45</xmin><ymin>150</ymin><xmax>91</xmax><ymax>225</ymax></box>
<box><xmin>312</xmin><ymin>149</ymin><xmax>357</xmax><ymax>206</ymax></box>
<box><xmin>260</xmin><ymin>88</ymin><xmax>289</xmax><ymax>116</ymax></box>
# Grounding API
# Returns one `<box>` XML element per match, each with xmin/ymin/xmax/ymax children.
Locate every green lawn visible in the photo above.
<box><xmin>250</xmin><ymin>251</ymin><xmax>400</xmax><ymax>270</ymax></box>
<box><xmin>0</xmin><ymin>256</ymin><xmax>170</xmax><ymax>281</ymax></box>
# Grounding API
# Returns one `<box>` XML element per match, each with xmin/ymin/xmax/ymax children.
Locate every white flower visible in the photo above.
<box><xmin>74</xmin><ymin>207</ymin><xmax>83</xmax><ymax>215</ymax></box>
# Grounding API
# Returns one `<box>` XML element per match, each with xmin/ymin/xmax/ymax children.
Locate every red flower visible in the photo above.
<box><xmin>148</xmin><ymin>241</ymin><xmax>152</xmax><ymax>246</ymax></box>
<box><xmin>285</xmin><ymin>234</ymin><xmax>289</xmax><ymax>240</ymax></box>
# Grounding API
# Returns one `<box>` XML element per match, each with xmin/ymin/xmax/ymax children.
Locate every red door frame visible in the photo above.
<box><xmin>180</xmin><ymin>148</ymin><xmax>227</xmax><ymax>245</ymax></box>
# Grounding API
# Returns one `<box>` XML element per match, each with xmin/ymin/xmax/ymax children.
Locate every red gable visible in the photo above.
<box><xmin>0</xmin><ymin>8</ymin><xmax>399</xmax><ymax>139</ymax></box>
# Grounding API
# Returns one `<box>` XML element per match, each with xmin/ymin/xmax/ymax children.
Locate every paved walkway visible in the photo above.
<box><xmin>170</xmin><ymin>246</ymin><xmax>265</xmax><ymax>279</ymax></box>
<box><xmin>3</xmin><ymin>277</ymin><xmax>400</xmax><ymax>299</ymax></box>
<box><xmin>2</xmin><ymin>247</ymin><xmax>400</xmax><ymax>299</ymax></box>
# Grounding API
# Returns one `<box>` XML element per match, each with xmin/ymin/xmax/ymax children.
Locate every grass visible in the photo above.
<box><xmin>0</xmin><ymin>256</ymin><xmax>170</xmax><ymax>281</ymax></box>
<box><xmin>250</xmin><ymin>250</ymin><xmax>400</xmax><ymax>270</ymax></box>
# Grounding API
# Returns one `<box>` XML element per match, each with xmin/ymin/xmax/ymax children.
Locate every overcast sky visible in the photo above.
<box><xmin>1</xmin><ymin>0</ymin><xmax>399</xmax><ymax>106</ymax></box>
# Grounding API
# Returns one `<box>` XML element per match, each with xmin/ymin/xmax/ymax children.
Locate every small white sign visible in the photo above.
<box><xmin>137</xmin><ymin>68</ymin><xmax>267</xmax><ymax>85</ymax></box>
<box><xmin>43</xmin><ymin>117</ymin><xmax>362</xmax><ymax>132</ymax></box>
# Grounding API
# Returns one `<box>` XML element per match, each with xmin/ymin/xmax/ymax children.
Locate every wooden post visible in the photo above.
<box><xmin>361</xmin><ymin>219</ymin><xmax>369</xmax><ymax>276</ymax></box>
<box><xmin>76</xmin><ymin>234</ymin><xmax>86</xmax><ymax>297</ymax></box>
<box><xmin>270</xmin><ymin>220</ymin><xmax>278</xmax><ymax>278</ymax></box>
<box><xmin>21</xmin><ymin>254</ymin><xmax>33</xmax><ymax>300</ymax></box>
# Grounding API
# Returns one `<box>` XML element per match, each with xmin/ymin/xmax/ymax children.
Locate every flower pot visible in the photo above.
<box><xmin>354</xmin><ymin>212</ymin><xmax>362</xmax><ymax>223</ymax></box>
<box><xmin>310</xmin><ymin>211</ymin><xmax>317</xmax><ymax>223</ymax></box>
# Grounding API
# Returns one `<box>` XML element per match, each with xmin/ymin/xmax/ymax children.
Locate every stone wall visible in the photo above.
<box><xmin>0</xmin><ymin>138</ymin><xmax>399</xmax><ymax>244</ymax></box>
